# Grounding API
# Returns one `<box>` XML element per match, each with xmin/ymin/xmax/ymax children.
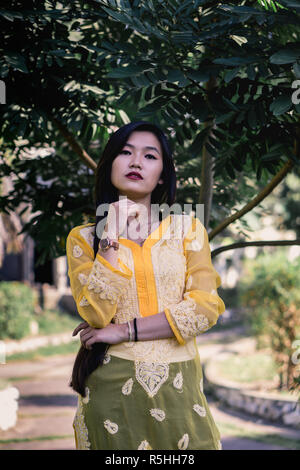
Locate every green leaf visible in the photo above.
<box><xmin>269</xmin><ymin>95</ymin><xmax>292</xmax><ymax>115</ymax></box>
<box><xmin>165</xmin><ymin>104</ymin><xmax>180</xmax><ymax>120</ymax></box>
<box><xmin>144</xmin><ymin>86</ymin><xmax>153</xmax><ymax>101</ymax></box>
<box><xmin>215</xmin><ymin>112</ymin><xmax>234</xmax><ymax>124</ymax></box>
<box><xmin>130</xmin><ymin>74</ymin><xmax>150</xmax><ymax>87</ymax></box>
<box><xmin>261</xmin><ymin>149</ymin><xmax>282</xmax><ymax>161</ymax></box>
<box><xmin>205</xmin><ymin>142</ymin><xmax>217</xmax><ymax>157</ymax></box>
<box><xmin>293</xmin><ymin>62</ymin><xmax>300</xmax><ymax>78</ymax></box>
<box><xmin>0</xmin><ymin>10</ymin><xmax>23</xmax><ymax>21</ymax></box>
<box><xmin>222</xmin><ymin>96</ymin><xmax>239</xmax><ymax>112</ymax></box>
<box><xmin>257</xmin><ymin>101</ymin><xmax>266</xmax><ymax>126</ymax></box>
<box><xmin>176</xmin><ymin>129</ymin><xmax>184</xmax><ymax>146</ymax></box>
<box><xmin>225</xmin><ymin>163</ymin><xmax>235</xmax><ymax>179</ymax></box>
<box><xmin>270</xmin><ymin>49</ymin><xmax>300</xmax><ymax>65</ymax></box>
<box><xmin>107</xmin><ymin>65</ymin><xmax>146</xmax><ymax>78</ymax></box>
<box><xmin>182</xmin><ymin>125</ymin><xmax>192</xmax><ymax>140</ymax></box>
<box><xmin>247</xmin><ymin>107</ymin><xmax>258</xmax><ymax>128</ymax></box>
<box><xmin>166</xmin><ymin>69</ymin><xmax>190</xmax><ymax>87</ymax></box>
<box><xmin>247</xmin><ymin>64</ymin><xmax>256</xmax><ymax>81</ymax></box>
<box><xmin>213</xmin><ymin>56</ymin><xmax>258</xmax><ymax>66</ymax></box>
<box><xmin>278</xmin><ymin>0</ymin><xmax>300</xmax><ymax>10</ymax></box>
<box><xmin>187</xmin><ymin>70</ymin><xmax>211</xmax><ymax>83</ymax></box>
<box><xmin>4</xmin><ymin>53</ymin><xmax>28</xmax><ymax>73</ymax></box>
<box><xmin>219</xmin><ymin>5</ymin><xmax>263</xmax><ymax>15</ymax></box>
<box><xmin>101</xmin><ymin>6</ymin><xmax>130</xmax><ymax>24</ymax></box>
<box><xmin>190</xmin><ymin>128</ymin><xmax>209</xmax><ymax>157</ymax></box>
<box><xmin>224</xmin><ymin>67</ymin><xmax>240</xmax><ymax>83</ymax></box>
<box><xmin>136</xmin><ymin>97</ymin><xmax>168</xmax><ymax>118</ymax></box>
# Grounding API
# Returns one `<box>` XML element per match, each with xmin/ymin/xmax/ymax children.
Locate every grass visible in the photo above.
<box><xmin>6</xmin><ymin>340</ymin><xmax>80</xmax><ymax>362</ymax></box>
<box><xmin>214</xmin><ymin>352</ymin><xmax>278</xmax><ymax>383</ymax></box>
<box><xmin>213</xmin><ymin>351</ymin><xmax>300</xmax><ymax>399</ymax></box>
<box><xmin>1</xmin><ymin>309</ymin><xmax>80</xmax><ymax>341</ymax></box>
<box><xmin>217</xmin><ymin>421</ymin><xmax>300</xmax><ymax>450</ymax></box>
<box><xmin>35</xmin><ymin>309</ymin><xmax>79</xmax><ymax>335</ymax></box>
<box><xmin>0</xmin><ymin>423</ymin><xmax>299</xmax><ymax>449</ymax></box>
<box><xmin>0</xmin><ymin>435</ymin><xmax>74</xmax><ymax>444</ymax></box>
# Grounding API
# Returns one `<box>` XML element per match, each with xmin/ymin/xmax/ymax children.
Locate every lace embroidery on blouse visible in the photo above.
<box><xmin>73</xmin><ymin>245</ymin><xmax>83</xmax><ymax>258</ymax></box>
<box><xmin>167</xmin><ymin>296</ymin><xmax>210</xmax><ymax>339</ymax></box>
<box><xmin>79</xmin><ymin>225</ymin><xmax>95</xmax><ymax>249</ymax></box>
<box><xmin>151</xmin><ymin>217</ymin><xmax>186</xmax><ymax>308</ymax></box>
<box><xmin>78</xmin><ymin>273</ymin><xmax>88</xmax><ymax>285</ymax></box>
<box><xmin>113</xmin><ymin>247</ymin><xmax>139</xmax><ymax>324</ymax></box>
<box><xmin>87</xmin><ymin>258</ymin><xmax>129</xmax><ymax>304</ymax></box>
<box><xmin>79</xmin><ymin>296</ymin><xmax>89</xmax><ymax>307</ymax></box>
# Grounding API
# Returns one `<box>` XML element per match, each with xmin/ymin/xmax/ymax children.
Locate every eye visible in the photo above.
<box><xmin>145</xmin><ymin>154</ymin><xmax>157</xmax><ymax>160</ymax></box>
<box><xmin>120</xmin><ymin>150</ymin><xmax>157</xmax><ymax>160</ymax></box>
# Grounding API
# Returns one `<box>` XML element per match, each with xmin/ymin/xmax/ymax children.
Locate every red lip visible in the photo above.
<box><xmin>125</xmin><ymin>172</ymin><xmax>143</xmax><ymax>179</ymax></box>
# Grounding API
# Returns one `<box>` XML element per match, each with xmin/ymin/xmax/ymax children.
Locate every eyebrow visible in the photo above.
<box><xmin>124</xmin><ymin>142</ymin><xmax>161</xmax><ymax>155</ymax></box>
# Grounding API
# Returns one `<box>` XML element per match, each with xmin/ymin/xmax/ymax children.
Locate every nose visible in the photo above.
<box><xmin>130</xmin><ymin>151</ymin><xmax>143</xmax><ymax>168</ymax></box>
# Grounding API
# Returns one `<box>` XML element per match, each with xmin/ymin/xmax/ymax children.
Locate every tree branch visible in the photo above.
<box><xmin>208</xmin><ymin>158</ymin><xmax>295</xmax><ymax>241</ymax></box>
<box><xmin>49</xmin><ymin>115</ymin><xmax>97</xmax><ymax>172</ymax></box>
<box><xmin>211</xmin><ymin>239</ymin><xmax>300</xmax><ymax>259</ymax></box>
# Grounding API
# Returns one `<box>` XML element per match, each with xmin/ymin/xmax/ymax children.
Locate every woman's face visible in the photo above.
<box><xmin>111</xmin><ymin>130</ymin><xmax>164</xmax><ymax>202</ymax></box>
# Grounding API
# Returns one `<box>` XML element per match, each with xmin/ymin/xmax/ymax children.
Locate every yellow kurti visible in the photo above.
<box><xmin>66</xmin><ymin>213</ymin><xmax>225</xmax><ymax>450</ymax></box>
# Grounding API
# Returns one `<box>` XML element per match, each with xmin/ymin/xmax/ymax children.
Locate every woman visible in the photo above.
<box><xmin>66</xmin><ymin>121</ymin><xmax>226</xmax><ymax>450</ymax></box>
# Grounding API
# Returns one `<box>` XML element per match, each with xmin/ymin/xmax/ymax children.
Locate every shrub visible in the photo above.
<box><xmin>238</xmin><ymin>251</ymin><xmax>300</xmax><ymax>391</ymax></box>
<box><xmin>0</xmin><ymin>281</ymin><xmax>36</xmax><ymax>340</ymax></box>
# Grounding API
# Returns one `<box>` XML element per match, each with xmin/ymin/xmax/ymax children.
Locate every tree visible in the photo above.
<box><xmin>0</xmin><ymin>0</ymin><xmax>300</xmax><ymax>265</ymax></box>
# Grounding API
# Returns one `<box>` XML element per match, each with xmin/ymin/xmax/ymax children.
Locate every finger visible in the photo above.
<box><xmin>85</xmin><ymin>337</ymin><xmax>96</xmax><ymax>350</ymax></box>
<box><xmin>80</xmin><ymin>330</ymin><xmax>94</xmax><ymax>344</ymax></box>
<box><xmin>72</xmin><ymin>322</ymin><xmax>89</xmax><ymax>336</ymax></box>
<box><xmin>80</xmin><ymin>327</ymin><xmax>92</xmax><ymax>340</ymax></box>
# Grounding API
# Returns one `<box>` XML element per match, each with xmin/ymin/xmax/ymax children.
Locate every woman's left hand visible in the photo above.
<box><xmin>72</xmin><ymin>322</ymin><xmax>125</xmax><ymax>349</ymax></box>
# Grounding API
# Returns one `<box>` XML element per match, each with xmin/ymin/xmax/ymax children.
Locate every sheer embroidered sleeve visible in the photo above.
<box><xmin>164</xmin><ymin>217</ymin><xmax>225</xmax><ymax>346</ymax></box>
<box><xmin>66</xmin><ymin>226</ymin><xmax>133</xmax><ymax>328</ymax></box>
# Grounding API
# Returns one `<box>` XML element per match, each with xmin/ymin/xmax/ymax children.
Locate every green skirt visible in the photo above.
<box><xmin>73</xmin><ymin>352</ymin><xmax>222</xmax><ymax>450</ymax></box>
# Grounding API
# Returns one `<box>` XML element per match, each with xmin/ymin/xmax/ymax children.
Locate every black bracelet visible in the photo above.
<box><xmin>133</xmin><ymin>318</ymin><xmax>138</xmax><ymax>342</ymax></box>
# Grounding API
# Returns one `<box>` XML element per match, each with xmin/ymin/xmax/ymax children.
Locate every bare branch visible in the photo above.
<box><xmin>50</xmin><ymin>115</ymin><xmax>97</xmax><ymax>172</ymax></box>
<box><xmin>208</xmin><ymin>158</ymin><xmax>295</xmax><ymax>241</ymax></box>
<box><xmin>211</xmin><ymin>239</ymin><xmax>300</xmax><ymax>259</ymax></box>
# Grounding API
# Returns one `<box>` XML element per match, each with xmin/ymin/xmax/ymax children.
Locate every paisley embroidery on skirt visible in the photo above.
<box><xmin>103</xmin><ymin>353</ymin><xmax>111</xmax><ymax>365</ymax></box>
<box><xmin>103</xmin><ymin>419</ymin><xmax>119</xmax><ymax>434</ymax></box>
<box><xmin>149</xmin><ymin>408</ymin><xmax>166</xmax><ymax>421</ymax></box>
<box><xmin>173</xmin><ymin>371</ymin><xmax>183</xmax><ymax>391</ymax></box>
<box><xmin>138</xmin><ymin>440</ymin><xmax>152</xmax><ymax>450</ymax></box>
<box><xmin>193</xmin><ymin>403</ymin><xmax>206</xmax><ymax>417</ymax></box>
<box><xmin>178</xmin><ymin>433</ymin><xmax>189</xmax><ymax>450</ymax></box>
<box><xmin>135</xmin><ymin>360</ymin><xmax>169</xmax><ymax>397</ymax></box>
<box><xmin>122</xmin><ymin>378</ymin><xmax>134</xmax><ymax>395</ymax></box>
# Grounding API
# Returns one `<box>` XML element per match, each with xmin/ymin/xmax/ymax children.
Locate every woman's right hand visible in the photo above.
<box><xmin>105</xmin><ymin>198</ymin><xmax>142</xmax><ymax>238</ymax></box>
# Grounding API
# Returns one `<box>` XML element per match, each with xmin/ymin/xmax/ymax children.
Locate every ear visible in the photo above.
<box><xmin>158</xmin><ymin>178</ymin><xmax>163</xmax><ymax>185</ymax></box>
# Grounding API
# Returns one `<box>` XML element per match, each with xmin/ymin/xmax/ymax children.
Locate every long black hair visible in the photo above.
<box><xmin>70</xmin><ymin>121</ymin><xmax>177</xmax><ymax>397</ymax></box>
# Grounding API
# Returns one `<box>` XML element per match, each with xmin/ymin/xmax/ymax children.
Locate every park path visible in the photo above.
<box><xmin>0</xmin><ymin>327</ymin><xmax>299</xmax><ymax>450</ymax></box>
